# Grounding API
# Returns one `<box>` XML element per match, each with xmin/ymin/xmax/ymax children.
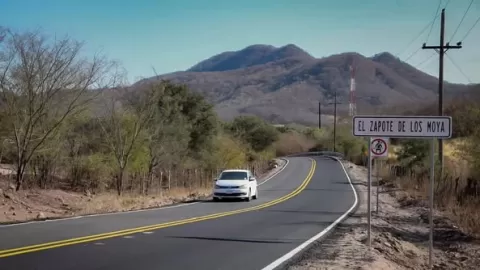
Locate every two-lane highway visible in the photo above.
<box><xmin>0</xmin><ymin>156</ymin><xmax>358</xmax><ymax>270</ymax></box>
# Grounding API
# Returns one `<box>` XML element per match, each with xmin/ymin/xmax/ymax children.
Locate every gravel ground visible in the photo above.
<box><xmin>284</xmin><ymin>160</ymin><xmax>480</xmax><ymax>270</ymax></box>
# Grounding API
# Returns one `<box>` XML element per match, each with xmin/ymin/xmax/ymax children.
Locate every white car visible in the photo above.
<box><xmin>213</xmin><ymin>169</ymin><xmax>258</xmax><ymax>201</ymax></box>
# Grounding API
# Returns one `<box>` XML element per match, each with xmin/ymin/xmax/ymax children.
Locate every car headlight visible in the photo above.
<box><xmin>238</xmin><ymin>184</ymin><xmax>247</xmax><ymax>189</ymax></box>
<box><xmin>215</xmin><ymin>184</ymin><xmax>223</xmax><ymax>189</ymax></box>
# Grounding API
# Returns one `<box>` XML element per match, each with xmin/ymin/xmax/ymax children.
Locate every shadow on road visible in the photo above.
<box><xmin>334</xmin><ymin>181</ymin><xmax>367</xmax><ymax>187</ymax></box>
<box><xmin>165</xmin><ymin>235</ymin><xmax>294</xmax><ymax>244</ymax></box>
<box><xmin>261</xmin><ymin>188</ymin><xmax>349</xmax><ymax>192</ymax></box>
<box><xmin>266</xmin><ymin>209</ymin><xmax>364</xmax><ymax>219</ymax></box>
<box><xmin>280</xmin><ymin>221</ymin><xmax>338</xmax><ymax>227</ymax></box>
<box><xmin>266</xmin><ymin>209</ymin><xmax>351</xmax><ymax>215</ymax></box>
<box><xmin>197</xmin><ymin>198</ymin><xmax>245</xmax><ymax>203</ymax></box>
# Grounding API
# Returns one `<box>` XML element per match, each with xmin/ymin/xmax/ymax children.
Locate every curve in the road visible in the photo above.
<box><xmin>0</xmin><ymin>158</ymin><xmax>316</xmax><ymax>258</ymax></box>
<box><xmin>261</xmin><ymin>156</ymin><xmax>358</xmax><ymax>270</ymax></box>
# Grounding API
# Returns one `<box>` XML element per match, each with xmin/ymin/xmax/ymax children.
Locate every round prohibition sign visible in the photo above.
<box><xmin>371</xmin><ymin>138</ymin><xmax>387</xmax><ymax>156</ymax></box>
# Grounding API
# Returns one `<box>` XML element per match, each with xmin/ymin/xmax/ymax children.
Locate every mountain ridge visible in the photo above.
<box><xmin>187</xmin><ymin>44</ymin><xmax>315</xmax><ymax>72</ymax></box>
<box><xmin>134</xmin><ymin>44</ymin><xmax>474</xmax><ymax>125</ymax></box>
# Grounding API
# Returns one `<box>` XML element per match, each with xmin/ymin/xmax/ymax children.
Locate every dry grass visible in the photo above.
<box><xmin>0</xmin><ymin>158</ymin><xmax>286</xmax><ymax>224</ymax></box>
<box><xmin>377</xmin><ymin>152</ymin><xmax>480</xmax><ymax>236</ymax></box>
<box><xmin>77</xmin><ymin>187</ymin><xmax>211</xmax><ymax>215</ymax></box>
<box><xmin>445</xmin><ymin>199</ymin><xmax>480</xmax><ymax>235</ymax></box>
<box><xmin>274</xmin><ymin>132</ymin><xmax>316</xmax><ymax>157</ymax></box>
<box><xmin>0</xmin><ymin>179</ymin><xmax>211</xmax><ymax>223</ymax></box>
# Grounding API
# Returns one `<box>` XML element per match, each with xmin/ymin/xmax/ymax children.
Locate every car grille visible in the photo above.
<box><xmin>214</xmin><ymin>192</ymin><xmax>247</xmax><ymax>196</ymax></box>
<box><xmin>217</xmin><ymin>186</ymin><xmax>240</xmax><ymax>189</ymax></box>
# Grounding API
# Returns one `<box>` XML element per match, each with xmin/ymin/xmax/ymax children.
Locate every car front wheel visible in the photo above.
<box><xmin>246</xmin><ymin>189</ymin><xmax>252</xmax><ymax>202</ymax></box>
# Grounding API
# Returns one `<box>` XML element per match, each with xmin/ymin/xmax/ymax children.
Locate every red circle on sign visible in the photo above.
<box><xmin>371</xmin><ymin>138</ymin><xmax>387</xmax><ymax>156</ymax></box>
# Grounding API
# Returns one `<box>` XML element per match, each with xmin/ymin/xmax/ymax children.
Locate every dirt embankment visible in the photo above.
<box><xmin>0</xmin><ymin>159</ymin><xmax>286</xmax><ymax>224</ymax></box>
<box><xmin>286</xmin><ymin>161</ymin><xmax>480</xmax><ymax>270</ymax></box>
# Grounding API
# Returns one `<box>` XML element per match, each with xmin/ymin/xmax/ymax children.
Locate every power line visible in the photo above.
<box><xmin>426</xmin><ymin>0</ymin><xmax>442</xmax><ymax>43</ymax></box>
<box><xmin>396</xmin><ymin>14</ymin><xmax>441</xmax><ymax>57</ymax></box>
<box><xmin>449</xmin><ymin>0</ymin><xmax>474</xmax><ymax>42</ymax></box>
<box><xmin>444</xmin><ymin>0</ymin><xmax>452</xmax><ymax>9</ymax></box>
<box><xmin>445</xmin><ymin>53</ymin><xmax>473</xmax><ymax>83</ymax></box>
<box><xmin>460</xmin><ymin>15</ymin><xmax>480</xmax><ymax>42</ymax></box>
<box><xmin>404</xmin><ymin>47</ymin><xmax>421</xmax><ymax>62</ymax></box>
<box><xmin>414</xmin><ymin>52</ymin><xmax>436</xmax><ymax>69</ymax></box>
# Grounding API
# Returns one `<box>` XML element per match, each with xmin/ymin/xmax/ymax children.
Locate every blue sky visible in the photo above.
<box><xmin>1</xmin><ymin>0</ymin><xmax>479</xmax><ymax>84</ymax></box>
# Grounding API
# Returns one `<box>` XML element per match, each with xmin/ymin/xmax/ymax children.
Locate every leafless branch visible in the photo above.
<box><xmin>0</xmin><ymin>28</ymin><xmax>122</xmax><ymax>190</ymax></box>
<box><xmin>96</xmin><ymin>83</ymin><xmax>160</xmax><ymax>194</ymax></box>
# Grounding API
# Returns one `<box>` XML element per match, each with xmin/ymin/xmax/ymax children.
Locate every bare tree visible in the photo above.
<box><xmin>0</xmin><ymin>28</ymin><xmax>121</xmax><ymax>190</ymax></box>
<box><xmin>98</xmin><ymin>85</ymin><xmax>160</xmax><ymax>195</ymax></box>
<box><xmin>144</xmin><ymin>116</ymin><xmax>190</xmax><ymax>193</ymax></box>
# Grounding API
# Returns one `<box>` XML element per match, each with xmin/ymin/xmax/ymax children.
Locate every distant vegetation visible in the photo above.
<box><xmin>384</xmin><ymin>94</ymin><xmax>480</xmax><ymax>235</ymax></box>
<box><xmin>0</xmin><ymin>28</ymin><xmax>370</xmax><ymax>200</ymax></box>
<box><xmin>141</xmin><ymin>42</ymin><xmax>475</xmax><ymax>125</ymax></box>
<box><xmin>3</xmin><ymin>27</ymin><xmax>477</xmax><ymax>234</ymax></box>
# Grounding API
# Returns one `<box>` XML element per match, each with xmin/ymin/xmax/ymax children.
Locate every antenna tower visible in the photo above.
<box><xmin>349</xmin><ymin>63</ymin><xmax>357</xmax><ymax>116</ymax></box>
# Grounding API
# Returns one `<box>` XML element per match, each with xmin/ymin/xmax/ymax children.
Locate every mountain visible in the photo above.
<box><xmin>187</xmin><ymin>44</ymin><xmax>315</xmax><ymax>72</ymax></box>
<box><xmin>134</xmin><ymin>45</ymin><xmax>473</xmax><ymax>125</ymax></box>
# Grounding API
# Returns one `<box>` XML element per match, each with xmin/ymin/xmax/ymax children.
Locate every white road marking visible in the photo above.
<box><xmin>0</xmin><ymin>202</ymin><xmax>199</xmax><ymax>228</ymax></box>
<box><xmin>142</xmin><ymin>231</ymin><xmax>154</xmax><ymax>235</ymax></box>
<box><xmin>258</xmin><ymin>158</ymin><xmax>289</xmax><ymax>186</ymax></box>
<box><xmin>93</xmin><ymin>242</ymin><xmax>105</xmax><ymax>246</ymax></box>
<box><xmin>123</xmin><ymin>235</ymin><xmax>134</xmax><ymax>239</ymax></box>
<box><xmin>260</xmin><ymin>156</ymin><xmax>359</xmax><ymax>270</ymax></box>
<box><xmin>0</xmin><ymin>158</ymin><xmax>290</xmax><ymax>228</ymax></box>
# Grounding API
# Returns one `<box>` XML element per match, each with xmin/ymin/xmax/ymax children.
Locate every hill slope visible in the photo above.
<box><xmin>134</xmin><ymin>44</ymin><xmax>471</xmax><ymax>125</ymax></box>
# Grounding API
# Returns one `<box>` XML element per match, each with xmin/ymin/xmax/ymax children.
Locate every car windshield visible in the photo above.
<box><xmin>219</xmin><ymin>171</ymin><xmax>248</xmax><ymax>180</ymax></box>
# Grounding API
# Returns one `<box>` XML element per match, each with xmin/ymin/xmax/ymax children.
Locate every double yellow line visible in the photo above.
<box><xmin>0</xmin><ymin>159</ymin><xmax>316</xmax><ymax>258</ymax></box>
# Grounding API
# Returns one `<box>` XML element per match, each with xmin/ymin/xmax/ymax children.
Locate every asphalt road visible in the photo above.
<box><xmin>0</xmin><ymin>156</ymin><xmax>357</xmax><ymax>270</ymax></box>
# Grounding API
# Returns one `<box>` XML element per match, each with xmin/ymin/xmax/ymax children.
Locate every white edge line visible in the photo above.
<box><xmin>0</xmin><ymin>202</ymin><xmax>201</xmax><ymax>228</ymax></box>
<box><xmin>260</xmin><ymin>157</ymin><xmax>359</xmax><ymax>270</ymax></box>
<box><xmin>258</xmin><ymin>158</ymin><xmax>289</xmax><ymax>186</ymax></box>
<box><xmin>0</xmin><ymin>158</ymin><xmax>290</xmax><ymax>228</ymax></box>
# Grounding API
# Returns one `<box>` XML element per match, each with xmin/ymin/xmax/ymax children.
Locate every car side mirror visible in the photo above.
<box><xmin>214</xmin><ymin>178</ymin><xmax>217</xmax><ymax>181</ymax></box>
<box><xmin>249</xmin><ymin>176</ymin><xmax>255</xmax><ymax>181</ymax></box>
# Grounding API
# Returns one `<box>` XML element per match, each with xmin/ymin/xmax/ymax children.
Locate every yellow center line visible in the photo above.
<box><xmin>0</xmin><ymin>159</ymin><xmax>316</xmax><ymax>258</ymax></box>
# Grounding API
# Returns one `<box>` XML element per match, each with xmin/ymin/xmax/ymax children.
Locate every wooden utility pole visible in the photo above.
<box><xmin>333</xmin><ymin>91</ymin><xmax>337</xmax><ymax>152</ymax></box>
<box><xmin>328</xmin><ymin>90</ymin><xmax>340</xmax><ymax>152</ymax></box>
<box><xmin>318</xmin><ymin>102</ymin><xmax>322</xmax><ymax>129</ymax></box>
<box><xmin>422</xmin><ymin>8</ymin><xmax>462</xmax><ymax>175</ymax></box>
<box><xmin>422</xmin><ymin>8</ymin><xmax>462</xmax><ymax>269</ymax></box>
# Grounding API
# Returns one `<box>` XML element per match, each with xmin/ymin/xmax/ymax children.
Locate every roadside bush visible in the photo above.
<box><xmin>334</xmin><ymin>126</ymin><xmax>366</xmax><ymax>162</ymax></box>
<box><xmin>396</xmin><ymin>139</ymin><xmax>430</xmax><ymax>168</ymax></box>
<box><xmin>226</xmin><ymin>115</ymin><xmax>279</xmax><ymax>152</ymax></box>
<box><xmin>305</xmin><ymin>125</ymin><xmax>366</xmax><ymax>164</ymax></box>
<box><xmin>461</xmin><ymin>128</ymin><xmax>480</xmax><ymax>178</ymax></box>
<box><xmin>274</xmin><ymin>132</ymin><xmax>316</xmax><ymax>157</ymax></box>
<box><xmin>303</xmin><ymin>127</ymin><xmax>329</xmax><ymax>142</ymax></box>
<box><xmin>446</xmin><ymin>103</ymin><xmax>480</xmax><ymax>138</ymax></box>
<box><xmin>212</xmin><ymin>134</ymin><xmax>248</xmax><ymax>169</ymax></box>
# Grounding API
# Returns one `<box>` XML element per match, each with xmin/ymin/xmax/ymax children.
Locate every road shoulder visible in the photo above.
<box><xmin>285</xmin><ymin>160</ymin><xmax>480</xmax><ymax>270</ymax></box>
<box><xmin>0</xmin><ymin>158</ymin><xmax>288</xmax><ymax>225</ymax></box>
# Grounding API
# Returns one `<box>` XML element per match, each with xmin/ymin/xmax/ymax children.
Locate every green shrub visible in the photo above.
<box><xmin>226</xmin><ymin>115</ymin><xmax>279</xmax><ymax>152</ymax></box>
<box><xmin>396</xmin><ymin>139</ymin><xmax>430</xmax><ymax>168</ymax></box>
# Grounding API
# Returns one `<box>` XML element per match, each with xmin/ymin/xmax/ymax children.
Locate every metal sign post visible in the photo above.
<box><xmin>376</xmin><ymin>159</ymin><xmax>380</xmax><ymax>213</ymax></box>
<box><xmin>367</xmin><ymin>136</ymin><xmax>389</xmax><ymax>247</ymax></box>
<box><xmin>429</xmin><ymin>138</ymin><xmax>435</xmax><ymax>268</ymax></box>
<box><xmin>353</xmin><ymin>115</ymin><xmax>452</xmax><ymax>269</ymax></box>
<box><xmin>370</xmin><ymin>137</ymin><xmax>389</xmax><ymax>215</ymax></box>
<box><xmin>367</xmin><ymin>137</ymin><xmax>371</xmax><ymax>249</ymax></box>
